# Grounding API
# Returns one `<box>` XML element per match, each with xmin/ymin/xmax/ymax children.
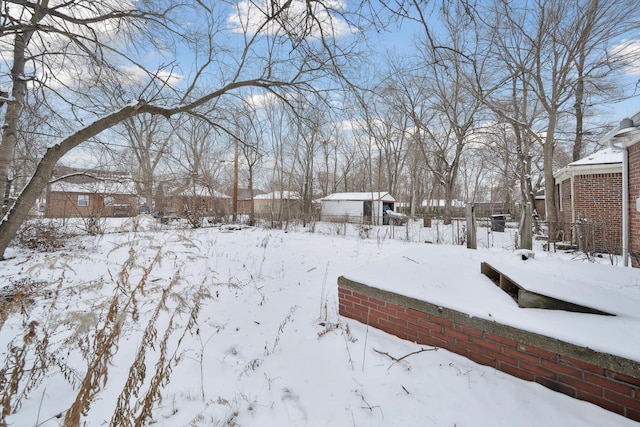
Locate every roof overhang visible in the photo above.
<box><xmin>554</xmin><ymin>162</ymin><xmax>622</xmax><ymax>182</ymax></box>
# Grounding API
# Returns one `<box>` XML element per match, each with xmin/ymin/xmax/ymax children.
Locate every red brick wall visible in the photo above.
<box><xmin>556</xmin><ymin>173</ymin><xmax>623</xmax><ymax>254</ymax></box>
<box><xmin>629</xmin><ymin>144</ymin><xmax>640</xmax><ymax>268</ymax></box>
<box><xmin>338</xmin><ymin>281</ymin><xmax>640</xmax><ymax>421</ymax></box>
<box><xmin>573</xmin><ymin>173</ymin><xmax>623</xmax><ymax>254</ymax></box>
<box><xmin>46</xmin><ymin>191</ymin><xmax>136</xmax><ymax>218</ymax></box>
<box><xmin>46</xmin><ymin>191</ymin><xmax>100</xmax><ymax>218</ymax></box>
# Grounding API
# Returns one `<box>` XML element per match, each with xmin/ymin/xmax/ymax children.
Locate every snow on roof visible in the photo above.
<box><xmin>321</xmin><ymin>192</ymin><xmax>395</xmax><ymax>202</ymax></box>
<box><xmin>50</xmin><ymin>181</ymin><xmax>137</xmax><ymax>195</ymax></box>
<box><xmin>554</xmin><ymin>147</ymin><xmax>622</xmax><ymax>181</ymax></box>
<box><xmin>176</xmin><ymin>184</ymin><xmax>230</xmax><ymax>198</ymax></box>
<box><xmin>569</xmin><ymin>147</ymin><xmax>622</xmax><ymax>167</ymax></box>
<box><xmin>254</xmin><ymin>191</ymin><xmax>301</xmax><ymax>200</ymax></box>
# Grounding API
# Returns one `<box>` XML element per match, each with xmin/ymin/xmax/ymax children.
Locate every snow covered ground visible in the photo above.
<box><xmin>1</xmin><ymin>217</ymin><xmax>638</xmax><ymax>426</ymax></box>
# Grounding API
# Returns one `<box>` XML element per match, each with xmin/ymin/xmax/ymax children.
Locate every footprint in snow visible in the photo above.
<box><xmin>281</xmin><ymin>387</ymin><xmax>307</xmax><ymax>425</ymax></box>
<box><xmin>223</xmin><ymin>345</ymin><xmax>244</xmax><ymax>367</ymax></box>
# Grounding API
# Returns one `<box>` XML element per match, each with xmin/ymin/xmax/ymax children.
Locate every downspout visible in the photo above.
<box><xmin>570</xmin><ymin>170</ymin><xmax>575</xmax><ymax>229</ymax></box>
<box><xmin>608</xmin><ymin>117</ymin><xmax>640</xmax><ymax>267</ymax></box>
<box><xmin>607</xmin><ymin>132</ymin><xmax>629</xmax><ymax>267</ymax></box>
<box><xmin>621</xmin><ymin>149</ymin><xmax>629</xmax><ymax>267</ymax></box>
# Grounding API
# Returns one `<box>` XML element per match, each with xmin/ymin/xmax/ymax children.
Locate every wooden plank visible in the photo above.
<box><xmin>480</xmin><ymin>262</ymin><xmax>613</xmax><ymax>316</ymax></box>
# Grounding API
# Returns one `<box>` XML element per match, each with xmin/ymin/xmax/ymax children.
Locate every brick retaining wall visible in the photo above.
<box><xmin>338</xmin><ymin>277</ymin><xmax>640</xmax><ymax>421</ymax></box>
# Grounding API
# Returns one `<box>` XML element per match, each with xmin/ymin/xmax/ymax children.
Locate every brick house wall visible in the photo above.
<box><xmin>157</xmin><ymin>195</ymin><xmax>230</xmax><ymax>216</ymax></box>
<box><xmin>46</xmin><ymin>191</ymin><xmax>98</xmax><ymax>218</ymax></box>
<box><xmin>573</xmin><ymin>173</ymin><xmax>623</xmax><ymax>254</ymax></box>
<box><xmin>555</xmin><ymin>172</ymin><xmax>623</xmax><ymax>254</ymax></box>
<box><xmin>629</xmin><ymin>143</ymin><xmax>640</xmax><ymax>267</ymax></box>
<box><xmin>338</xmin><ymin>277</ymin><xmax>640</xmax><ymax>421</ymax></box>
<box><xmin>46</xmin><ymin>191</ymin><xmax>136</xmax><ymax>218</ymax></box>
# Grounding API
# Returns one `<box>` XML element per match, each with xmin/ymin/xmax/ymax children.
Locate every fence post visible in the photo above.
<box><xmin>520</xmin><ymin>202</ymin><xmax>533</xmax><ymax>250</ymax></box>
<box><xmin>466</xmin><ymin>203</ymin><xmax>477</xmax><ymax>249</ymax></box>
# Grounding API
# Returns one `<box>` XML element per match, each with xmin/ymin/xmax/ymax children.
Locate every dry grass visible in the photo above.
<box><xmin>0</xmin><ymin>245</ymin><xmax>210</xmax><ymax>426</ymax></box>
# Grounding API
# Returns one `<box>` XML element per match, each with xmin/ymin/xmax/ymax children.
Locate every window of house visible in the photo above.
<box><xmin>104</xmin><ymin>196</ymin><xmax>114</xmax><ymax>206</ymax></box>
<box><xmin>557</xmin><ymin>184</ymin><xmax>562</xmax><ymax>212</ymax></box>
<box><xmin>78</xmin><ymin>195</ymin><xmax>89</xmax><ymax>207</ymax></box>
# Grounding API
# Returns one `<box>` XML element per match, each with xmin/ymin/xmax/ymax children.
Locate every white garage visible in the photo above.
<box><xmin>319</xmin><ymin>192</ymin><xmax>397</xmax><ymax>225</ymax></box>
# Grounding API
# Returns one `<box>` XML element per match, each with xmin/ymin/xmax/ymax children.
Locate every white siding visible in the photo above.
<box><xmin>320</xmin><ymin>199</ymin><xmax>385</xmax><ymax>225</ymax></box>
<box><xmin>321</xmin><ymin>200</ymin><xmax>361</xmax><ymax>222</ymax></box>
<box><xmin>319</xmin><ymin>192</ymin><xmax>397</xmax><ymax>225</ymax></box>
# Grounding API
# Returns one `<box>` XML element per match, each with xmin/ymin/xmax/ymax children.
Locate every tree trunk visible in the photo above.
<box><xmin>248</xmin><ymin>172</ymin><xmax>255</xmax><ymax>226</ymax></box>
<box><xmin>573</xmin><ymin>75</ymin><xmax>585</xmax><ymax>161</ymax></box>
<box><xmin>0</xmin><ymin>32</ymin><xmax>32</xmax><ymax>214</ymax></box>
<box><xmin>0</xmin><ymin>103</ymin><xmax>145</xmax><ymax>259</ymax></box>
<box><xmin>543</xmin><ymin>113</ymin><xmax>558</xmax><ymax>246</ymax></box>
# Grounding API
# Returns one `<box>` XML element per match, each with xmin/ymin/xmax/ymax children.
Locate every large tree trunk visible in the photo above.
<box><xmin>0</xmin><ymin>103</ymin><xmax>147</xmax><ymax>259</ymax></box>
<box><xmin>543</xmin><ymin>113</ymin><xmax>558</xmax><ymax>246</ymax></box>
<box><xmin>443</xmin><ymin>172</ymin><xmax>456</xmax><ymax>225</ymax></box>
<box><xmin>0</xmin><ymin>31</ymin><xmax>33</xmax><ymax>214</ymax></box>
<box><xmin>573</xmin><ymin>74</ymin><xmax>585</xmax><ymax>161</ymax></box>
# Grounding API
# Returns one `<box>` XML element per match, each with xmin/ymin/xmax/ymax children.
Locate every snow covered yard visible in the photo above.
<box><xmin>1</xmin><ymin>217</ymin><xmax>638</xmax><ymax>426</ymax></box>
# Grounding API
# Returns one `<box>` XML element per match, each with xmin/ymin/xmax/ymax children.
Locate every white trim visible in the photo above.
<box><xmin>77</xmin><ymin>194</ymin><xmax>89</xmax><ymax>207</ymax></box>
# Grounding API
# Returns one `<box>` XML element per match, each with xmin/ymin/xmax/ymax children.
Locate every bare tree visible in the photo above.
<box><xmin>417</xmin><ymin>10</ymin><xmax>483</xmax><ymax>224</ymax></box>
<box><xmin>367</xmin><ymin>81</ymin><xmax>411</xmax><ymax>197</ymax></box>
<box><xmin>262</xmin><ymin>95</ymin><xmax>300</xmax><ymax>225</ymax></box>
<box><xmin>568</xmin><ymin>0</ymin><xmax>640</xmax><ymax>160</ymax></box>
<box><xmin>473</xmin><ymin>0</ymin><xmax>640</xmax><ymax>242</ymax></box>
<box><xmin>118</xmin><ymin>115</ymin><xmax>174</xmax><ymax>210</ymax></box>
<box><xmin>233</xmin><ymin>103</ymin><xmax>268</xmax><ymax>225</ymax></box>
<box><xmin>0</xmin><ymin>0</ymin><xmax>363</xmax><ymax>259</ymax></box>
<box><xmin>383</xmin><ymin>59</ymin><xmax>436</xmax><ymax>217</ymax></box>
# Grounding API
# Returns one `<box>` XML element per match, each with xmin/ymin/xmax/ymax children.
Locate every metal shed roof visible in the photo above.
<box><xmin>320</xmin><ymin>192</ymin><xmax>396</xmax><ymax>202</ymax></box>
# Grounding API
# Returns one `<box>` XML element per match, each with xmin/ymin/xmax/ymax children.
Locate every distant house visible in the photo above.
<box><xmin>553</xmin><ymin>147</ymin><xmax>623</xmax><ymax>254</ymax></box>
<box><xmin>155</xmin><ymin>181</ymin><xmax>230</xmax><ymax>217</ymax></box>
<box><xmin>320</xmin><ymin>192</ymin><xmax>397</xmax><ymax>225</ymax></box>
<box><xmin>46</xmin><ymin>180</ymin><xmax>137</xmax><ymax>218</ymax></box>
<box><xmin>236</xmin><ymin>188</ymin><xmax>265</xmax><ymax>214</ymax></box>
<box><xmin>253</xmin><ymin>191</ymin><xmax>302</xmax><ymax>217</ymax></box>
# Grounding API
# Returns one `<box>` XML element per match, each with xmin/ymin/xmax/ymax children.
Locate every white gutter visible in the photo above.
<box><xmin>608</xmin><ymin>118</ymin><xmax>640</xmax><ymax>267</ymax></box>
<box><xmin>570</xmin><ymin>170</ymin><xmax>575</xmax><ymax>226</ymax></box>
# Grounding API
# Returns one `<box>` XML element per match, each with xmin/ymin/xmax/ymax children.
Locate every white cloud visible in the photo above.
<box><xmin>245</xmin><ymin>92</ymin><xmax>281</xmax><ymax>109</ymax></box>
<box><xmin>119</xmin><ymin>66</ymin><xmax>183</xmax><ymax>88</ymax></box>
<box><xmin>612</xmin><ymin>39</ymin><xmax>640</xmax><ymax>75</ymax></box>
<box><xmin>228</xmin><ymin>0</ymin><xmax>357</xmax><ymax>38</ymax></box>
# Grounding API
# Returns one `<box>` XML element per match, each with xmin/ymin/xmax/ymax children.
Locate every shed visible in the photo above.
<box><xmin>553</xmin><ymin>147</ymin><xmax>622</xmax><ymax>254</ymax></box>
<box><xmin>320</xmin><ymin>192</ymin><xmax>397</xmax><ymax>225</ymax></box>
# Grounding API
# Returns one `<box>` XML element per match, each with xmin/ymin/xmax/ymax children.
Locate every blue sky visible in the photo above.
<box><xmin>58</xmin><ymin>0</ymin><xmax>640</xmax><ymax>167</ymax></box>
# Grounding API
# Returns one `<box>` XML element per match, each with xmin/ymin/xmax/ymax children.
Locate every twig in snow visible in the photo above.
<box><xmin>357</xmin><ymin>392</ymin><xmax>383</xmax><ymax>419</ymax></box>
<box><xmin>402</xmin><ymin>256</ymin><xmax>419</xmax><ymax>264</ymax></box>
<box><xmin>373</xmin><ymin>346</ymin><xmax>438</xmax><ymax>363</ymax></box>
